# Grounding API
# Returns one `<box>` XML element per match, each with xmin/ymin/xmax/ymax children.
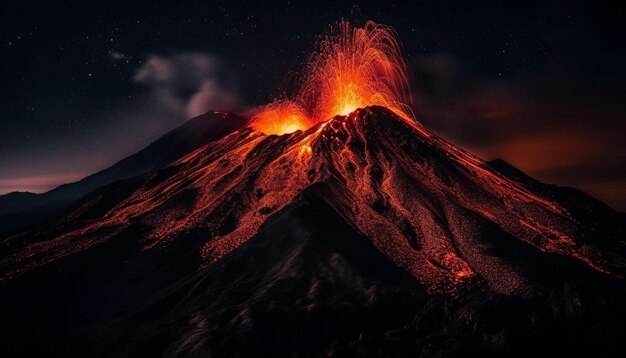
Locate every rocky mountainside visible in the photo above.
<box><xmin>1</xmin><ymin>106</ymin><xmax>624</xmax><ymax>357</ymax></box>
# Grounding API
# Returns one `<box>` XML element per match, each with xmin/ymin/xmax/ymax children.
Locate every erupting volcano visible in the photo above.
<box><xmin>251</xmin><ymin>20</ymin><xmax>414</xmax><ymax>135</ymax></box>
<box><xmin>1</xmin><ymin>19</ymin><xmax>625</xmax><ymax>358</ymax></box>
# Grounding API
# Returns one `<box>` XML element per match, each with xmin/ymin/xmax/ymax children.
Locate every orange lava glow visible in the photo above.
<box><xmin>249</xmin><ymin>101</ymin><xmax>313</xmax><ymax>135</ymax></box>
<box><xmin>301</xmin><ymin>20</ymin><xmax>414</xmax><ymax>122</ymax></box>
<box><xmin>250</xmin><ymin>20</ymin><xmax>414</xmax><ymax>135</ymax></box>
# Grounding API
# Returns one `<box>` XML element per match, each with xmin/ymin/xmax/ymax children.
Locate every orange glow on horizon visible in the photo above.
<box><xmin>250</xmin><ymin>20</ymin><xmax>414</xmax><ymax>135</ymax></box>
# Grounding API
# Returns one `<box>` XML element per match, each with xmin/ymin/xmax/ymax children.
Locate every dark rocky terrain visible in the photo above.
<box><xmin>1</xmin><ymin>107</ymin><xmax>624</xmax><ymax>357</ymax></box>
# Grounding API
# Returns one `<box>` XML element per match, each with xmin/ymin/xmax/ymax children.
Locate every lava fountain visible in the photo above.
<box><xmin>250</xmin><ymin>20</ymin><xmax>415</xmax><ymax>135</ymax></box>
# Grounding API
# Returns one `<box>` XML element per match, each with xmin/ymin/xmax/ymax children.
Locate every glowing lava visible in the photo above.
<box><xmin>301</xmin><ymin>20</ymin><xmax>414</xmax><ymax>122</ymax></box>
<box><xmin>249</xmin><ymin>101</ymin><xmax>313</xmax><ymax>135</ymax></box>
<box><xmin>250</xmin><ymin>20</ymin><xmax>414</xmax><ymax>135</ymax></box>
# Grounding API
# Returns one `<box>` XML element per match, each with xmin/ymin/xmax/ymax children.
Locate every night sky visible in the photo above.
<box><xmin>1</xmin><ymin>0</ymin><xmax>625</xmax><ymax>209</ymax></box>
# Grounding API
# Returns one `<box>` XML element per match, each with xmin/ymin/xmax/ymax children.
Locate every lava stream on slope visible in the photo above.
<box><xmin>2</xmin><ymin>106</ymin><xmax>623</xmax><ymax>294</ymax></box>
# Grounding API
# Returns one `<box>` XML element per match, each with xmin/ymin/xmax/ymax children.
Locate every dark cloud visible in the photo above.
<box><xmin>411</xmin><ymin>54</ymin><xmax>626</xmax><ymax>210</ymax></box>
<box><xmin>133</xmin><ymin>52</ymin><xmax>242</xmax><ymax>117</ymax></box>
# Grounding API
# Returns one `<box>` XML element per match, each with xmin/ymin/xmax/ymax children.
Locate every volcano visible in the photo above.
<box><xmin>0</xmin><ymin>106</ymin><xmax>625</xmax><ymax>357</ymax></box>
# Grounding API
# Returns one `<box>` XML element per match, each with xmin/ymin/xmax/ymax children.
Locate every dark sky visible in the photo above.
<box><xmin>1</xmin><ymin>0</ymin><xmax>625</xmax><ymax>209</ymax></box>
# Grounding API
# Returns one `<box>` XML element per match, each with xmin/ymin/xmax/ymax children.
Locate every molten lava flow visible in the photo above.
<box><xmin>249</xmin><ymin>101</ymin><xmax>313</xmax><ymax>135</ymax></box>
<box><xmin>250</xmin><ymin>20</ymin><xmax>414</xmax><ymax>135</ymax></box>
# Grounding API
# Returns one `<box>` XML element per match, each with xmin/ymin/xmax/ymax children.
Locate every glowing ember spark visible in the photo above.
<box><xmin>250</xmin><ymin>20</ymin><xmax>414</xmax><ymax>135</ymax></box>
<box><xmin>301</xmin><ymin>20</ymin><xmax>414</xmax><ymax>122</ymax></box>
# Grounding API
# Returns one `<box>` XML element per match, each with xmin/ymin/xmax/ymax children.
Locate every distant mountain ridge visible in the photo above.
<box><xmin>0</xmin><ymin>111</ymin><xmax>248</xmax><ymax>232</ymax></box>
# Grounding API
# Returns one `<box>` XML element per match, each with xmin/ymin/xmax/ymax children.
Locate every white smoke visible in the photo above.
<box><xmin>134</xmin><ymin>52</ymin><xmax>242</xmax><ymax>117</ymax></box>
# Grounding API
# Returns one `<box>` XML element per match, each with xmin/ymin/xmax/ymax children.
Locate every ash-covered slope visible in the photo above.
<box><xmin>0</xmin><ymin>106</ymin><xmax>625</xmax><ymax>357</ymax></box>
<box><xmin>0</xmin><ymin>111</ymin><xmax>247</xmax><ymax>232</ymax></box>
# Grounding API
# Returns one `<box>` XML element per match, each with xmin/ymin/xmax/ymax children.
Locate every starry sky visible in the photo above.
<box><xmin>1</xmin><ymin>0</ymin><xmax>625</xmax><ymax>209</ymax></box>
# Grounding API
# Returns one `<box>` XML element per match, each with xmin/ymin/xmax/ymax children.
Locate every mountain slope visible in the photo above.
<box><xmin>0</xmin><ymin>106</ymin><xmax>624</xmax><ymax>357</ymax></box>
<box><xmin>1</xmin><ymin>106</ymin><xmax>623</xmax><ymax>289</ymax></box>
<box><xmin>0</xmin><ymin>111</ymin><xmax>247</xmax><ymax>232</ymax></box>
<box><xmin>1</xmin><ymin>185</ymin><xmax>624</xmax><ymax>357</ymax></box>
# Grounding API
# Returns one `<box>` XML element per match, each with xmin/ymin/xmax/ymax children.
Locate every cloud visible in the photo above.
<box><xmin>110</xmin><ymin>51</ymin><xmax>128</xmax><ymax>60</ymax></box>
<box><xmin>410</xmin><ymin>53</ymin><xmax>626</xmax><ymax>210</ymax></box>
<box><xmin>0</xmin><ymin>52</ymin><xmax>245</xmax><ymax>195</ymax></box>
<box><xmin>83</xmin><ymin>52</ymin><xmax>244</xmax><ymax>165</ymax></box>
<box><xmin>186</xmin><ymin>81</ymin><xmax>241</xmax><ymax>118</ymax></box>
<box><xmin>134</xmin><ymin>52</ymin><xmax>242</xmax><ymax>117</ymax></box>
